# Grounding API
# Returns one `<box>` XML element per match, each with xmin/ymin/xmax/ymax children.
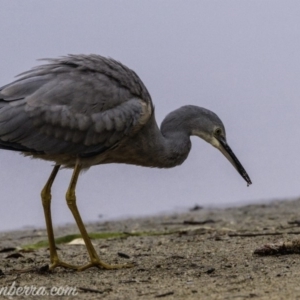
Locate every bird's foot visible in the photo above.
<box><xmin>49</xmin><ymin>259</ymin><xmax>79</xmax><ymax>271</ymax></box>
<box><xmin>77</xmin><ymin>259</ymin><xmax>134</xmax><ymax>271</ymax></box>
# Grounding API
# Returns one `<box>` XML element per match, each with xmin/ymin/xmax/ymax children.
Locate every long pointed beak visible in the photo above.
<box><xmin>217</xmin><ymin>136</ymin><xmax>252</xmax><ymax>186</ymax></box>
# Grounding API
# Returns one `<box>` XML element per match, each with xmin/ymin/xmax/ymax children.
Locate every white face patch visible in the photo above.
<box><xmin>191</xmin><ymin>129</ymin><xmax>221</xmax><ymax>149</ymax></box>
<box><xmin>210</xmin><ymin>137</ymin><xmax>221</xmax><ymax>149</ymax></box>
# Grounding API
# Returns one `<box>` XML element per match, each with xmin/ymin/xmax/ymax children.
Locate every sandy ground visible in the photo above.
<box><xmin>1</xmin><ymin>198</ymin><xmax>300</xmax><ymax>299</ymax></box>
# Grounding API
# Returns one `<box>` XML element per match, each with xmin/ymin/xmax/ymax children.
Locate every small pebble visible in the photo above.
<box><xmin>206</xmin><ymin>267</ymin><xmax>215</xmax><ymax>274</ymax></box>
<box><xmin>118</xmin><ymin>252</ymin><xmax>130</xmax><ymax>259</ymax></box>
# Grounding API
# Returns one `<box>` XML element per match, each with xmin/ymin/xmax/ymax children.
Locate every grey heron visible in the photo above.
<box><xmin>0</xmin><ymin>54</ymin><xmax>251</xmax><ymax>271</ymax></box>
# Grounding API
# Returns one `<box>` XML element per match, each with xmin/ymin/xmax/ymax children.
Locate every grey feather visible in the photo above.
<box><xmin>0</xmin><ymin>54</ymin><xmax>251</xmax><ymax>186</ymax></box>
<box><xmin>0</xmin><ymin>55</ymin><xmax>152</xmax><ymax>156</ymax></box>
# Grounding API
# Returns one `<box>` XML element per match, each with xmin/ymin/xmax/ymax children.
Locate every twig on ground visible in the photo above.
<box><xmin>155</xmin><ymin>291</ymin><xmax>174</xmax><ymax>298</ymax></box>
<box><xmin>79</xmin><ymin>287</ymin><xmax>112</xmax><ymax>294</ymax></box>
<box><xmin>229</xmin><ymin>231</ymin><xmax>300</xmax><ymax>238</ymax></box>
<box><xmin>183</xmin><ymin>219</ymin><xmax>215</xmax><ymax>225</ymax></box>
<box><xmin>253</xmin><ymin>239</ymin><xmax>300</xmax><ymax>255</ymax></box>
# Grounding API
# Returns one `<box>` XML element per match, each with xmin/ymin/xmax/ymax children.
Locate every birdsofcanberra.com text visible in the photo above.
<box><xmin>0</xmin><ymin>281</ymin><xmax>78</xmax><ymax>297</ymax></box>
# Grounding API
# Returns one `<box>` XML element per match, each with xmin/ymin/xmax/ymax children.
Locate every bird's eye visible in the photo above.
<box><xmin>215</xmin><ymin>128</ymin><xmax>222</xmax><ymax>135</ymax></box>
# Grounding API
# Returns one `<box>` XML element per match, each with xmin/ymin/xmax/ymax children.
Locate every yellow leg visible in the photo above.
<box><xmin>41</xmin><ymin>165</ymin><xmax>78</xmax><ymax>270</ymax></box>
<box><xmin>65</xmin><ymin>161</ymin><xmax>133</xmax><ymax>271</ymax></box>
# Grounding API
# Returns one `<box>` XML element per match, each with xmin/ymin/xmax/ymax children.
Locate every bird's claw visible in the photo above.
<box><xmin>49</xmin><ymin>259</ymin><xmax>79</xmax><ymax>271</ymax></box>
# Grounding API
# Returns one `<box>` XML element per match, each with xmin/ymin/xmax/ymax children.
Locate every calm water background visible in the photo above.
<box><xmin>0</xmin><ymin>1</ymin><xmax>300</xmax><ymax>231</ymax></box>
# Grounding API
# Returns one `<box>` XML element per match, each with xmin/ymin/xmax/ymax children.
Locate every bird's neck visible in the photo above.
<box><xmin>157</xmin><ymin>130</ymin><xmax>192</xmax><ymax>168</ymax></box>
<box><xmin>122</xmin><ymin>112</ymin><xmax>192</xmax><ymax>169</ymax></box>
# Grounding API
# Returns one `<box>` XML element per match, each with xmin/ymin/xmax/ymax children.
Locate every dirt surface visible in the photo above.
<box><xmin>1</xmin><ymin>199</ymin><xmax>300</xmax><ymax>299</ymax></box>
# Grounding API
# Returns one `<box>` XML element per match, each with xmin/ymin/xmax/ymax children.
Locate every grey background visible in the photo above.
<box><xmin>0</xmin><ymin>1</ymin><xmax>299</xmax><ymax>231</ymax></box>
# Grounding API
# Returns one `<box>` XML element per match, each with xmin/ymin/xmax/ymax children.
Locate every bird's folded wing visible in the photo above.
<box><xmin>0</xmin><ymin>69</ymin><xmax>151</xmax><ymax>156</ymax></box>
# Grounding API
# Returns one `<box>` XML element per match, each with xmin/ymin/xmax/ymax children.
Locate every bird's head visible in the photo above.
<box><xmin>187</xmin><ymin>106</ymin><xmax>252</xmax><ymax>186</ymax></box>
<box><xmin>161</xmin><ymin>105</ymin><xmax>251</xmax><ymax>185</ymax></box>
